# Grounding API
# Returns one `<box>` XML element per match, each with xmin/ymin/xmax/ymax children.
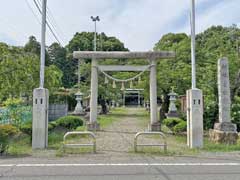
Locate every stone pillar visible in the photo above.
<box><xmin>209</xmin><ymin>58</ymin><xmax>238</xmax><ymax>144</ymax></box>
<box><xmin>149</xmin><ymin>59</ymin><xmax>160</xmax><ymax>131</ymax></box>
<box><xmin>88</xmin><ymin>58</ymin><xmax>100</xmax><ymax>131</ymax></box>
<box><xmin>187</xmin><ymin>89</ymin><xmax>203</xmax><ymax>148</ymax></box>
<box><xmin>32</xmin><ymin>88</ymin><xmax>49</xmax><ymax>149</ymax></box>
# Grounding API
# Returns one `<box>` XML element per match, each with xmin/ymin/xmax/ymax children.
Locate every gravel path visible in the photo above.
<box><xmin>96</xmin><ymin>108</ymin><xmax>148</xmax><ymax>154</ymax></box>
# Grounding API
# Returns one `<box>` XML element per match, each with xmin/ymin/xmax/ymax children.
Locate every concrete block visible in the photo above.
<box><xmin>187</xmin><ymin>89</ymin><xmax>203</xmax><ymax>148</ymax></box>
<box><xmin>32</xmin><ymin>88</ymin><xmax>49</xmax><ymax>149</ymax></box>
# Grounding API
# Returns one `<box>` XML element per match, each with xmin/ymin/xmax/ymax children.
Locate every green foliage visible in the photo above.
<box><xmin>0</xmin><ymin>125</ymin><xmax>19</xmax><ymax>154</ymax></box>
<box><xmin>19</xmin><ymin>120</ymin><xmax>62</xmax><ymax>138</ymax></box>
<box><xmin>173</xmin><ymin>121</ymin><xmax>187</xmax><ymax>133</ymax></box>
<box><xmin>0</xmin><ymin>42</ymin><xmax>63</xmax><ymax>102</ymax></box>
<box><xmin>75</xmin><ymin>126</ymin><xmax>86</xmax><ymax>131</ymax></box>
<box><xmin>3</xmin><ymin>98</ymin><xmax>23</xmax><ymax>107</ymax></box>
<box><xmin>20</xmin><ymin>121</ymin><xmax>32</xmax><ymax>136</ymax></box>
<box><xmin>155</xmin><ymin>25</ymin><xmax>240</xmax><ymax>130</ymax></box>
<box><xmin>163</xmin><ymin>118</ymin><xmax>182</xmax><ymax>129</ymax></box>
<box><xmin>163</xmin><ymin>118</ymin><xmax>186</xmax><ymax>134</ymax></box>
<box><xmin>24</xmin><ymin>36</ymin><xmax>41</xmax><ymax>56</ymax></box>
<box><xmin>48</xmin><ymin>121</ymin><xmax>57</xmax><ymax>132</ymax></box>
<box><xmin>55</xmin><ymin>116</ymin><xmax>84</xmax><ymax>130</ymax></box>
<box><xmin>64</xmin><ymin>32</ymin><xmax>128</xmax><ymax>88</ymax></box>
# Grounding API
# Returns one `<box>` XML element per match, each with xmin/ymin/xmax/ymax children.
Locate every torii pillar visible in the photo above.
<box><xmin>149</xmin><ymin>58</ymin><xmax>160</xmax><ymax>131</ymax></box>
<box><xmin>87</xmin><ymin>57</ymin><xmax>100</xmax><ymax>131</ymax></box>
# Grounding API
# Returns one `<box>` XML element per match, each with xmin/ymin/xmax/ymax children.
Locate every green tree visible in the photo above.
<box><xmin>153</xmin><ymin>25</ymin><xmax>240</xmax><ymax>129</ymax></box>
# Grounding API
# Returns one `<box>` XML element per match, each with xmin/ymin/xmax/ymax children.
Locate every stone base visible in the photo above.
<box><xmin>149</xmin><ymin>122</ymin><xmax>161</xmax><ymax>131</ymax></box>
<box><xmin>166</xmin><ymin>111</ymin><xmax>179</xmax><ymax>118</ymax></box>
<box><xmin>209</xmin><ymin>129</ymin><xmax>238</xmax><ymax>145</ymax></box>
<box><xmin>87</xmin><ymin>122</ymin><xmax>100</xmax><ymax>131</ymax></box>
<box><xmin>214</xmin><ymin>122</ymin><xmax>237</xmax><ymax>132</ymax></box>
<box><xmin>72</xmin><ymin>111</ymin><xmax>86</xmax><ymax>116</ymax></box>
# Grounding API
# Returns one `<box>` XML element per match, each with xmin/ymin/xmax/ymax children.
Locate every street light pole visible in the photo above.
<box><xmin>88</xmin><ymin>16</ymin><xmax>100</xmax><ymax>131</ymax></box>
<box><xmin>40</xmin><ymin>0</ymin><xmax>47</xmax><ymax>88</ymax></box>
<box><xmin>91</xmin><ymin>16</ymin><xmax>100</xmax><ymax>51</ymax></box>
<box><xmin>190</xmin><ymin>0</ymin><xmax>196</xmax><ymax>89</ymax></box>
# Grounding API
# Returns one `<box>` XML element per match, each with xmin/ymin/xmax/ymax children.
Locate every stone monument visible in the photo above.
<box><xmin>209</xmin><ymin>57</ymin><xmax>238</xmax><ymax>144</ymax></box>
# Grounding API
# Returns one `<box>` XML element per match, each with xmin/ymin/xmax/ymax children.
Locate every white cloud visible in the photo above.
<box><xmin>0</xmin><ymin>0</ymin><xmax>239</xmax><ymax>50</ymax></box>
<box><xmin>179</xmin><ymin>0</ymin><xmax>240</xmax><ymax>34</ymax></box>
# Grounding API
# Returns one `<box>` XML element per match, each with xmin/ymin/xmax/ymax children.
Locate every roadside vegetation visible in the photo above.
<box><xmin>1</xmin><ymin>25</ymin><xmax>240</xmax><ymax>157</ymax></box>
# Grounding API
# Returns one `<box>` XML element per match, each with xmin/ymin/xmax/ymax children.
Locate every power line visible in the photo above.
<box><xmin>45</xmin><ymin>4</ymin><xmax>67</xmax><ymax>42</ymax></box>
<box><xmin>25</xmin><ymin>0</ymin><xmax>41</xmax><ymax>25</ymax></box>
<box><xmin>34</xmin><ymin>0</ymin><xmax>63</xmax><ymax>45</ymax></box>
<box><xmin>32</xmin><ymin>0</ymin><xmax>63</xmax><ymax>46</ymax></box>
<box><xmin>37</xmin><ymin>0</ymin><xmax>67</xmax><ymax>43</ymax></box>
<box><xmin>24</xmin><ymin>0</ymin><xmax>55</xmax><ymax>43</ymax></box>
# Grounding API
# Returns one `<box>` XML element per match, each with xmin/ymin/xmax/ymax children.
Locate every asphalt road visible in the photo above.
<box><xmin>1</xmin><ymin>156</ymin><xmax>240</xmax><ymax>180</ymax></box>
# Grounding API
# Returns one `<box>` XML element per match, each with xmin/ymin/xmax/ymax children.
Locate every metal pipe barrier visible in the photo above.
<box><xmin>63</xmin><ymin>131</ymin><xmax>96</xmax><ymax>153</ymax></box>
<box><xmin>134</xmin><ymin>131</ymin><xmax>167</xmax><ymax>153</ymax></box>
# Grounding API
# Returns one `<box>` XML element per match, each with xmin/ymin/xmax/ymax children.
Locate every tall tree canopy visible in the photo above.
<box><xmin>0</xmin><ymin>42</ymin><xmax>62</xmax><ymax>102</ymax></box>
<box><xmin>154</xmin><ymin>25</ymin><xmax>240</xmax><ymax>129</ymax></box>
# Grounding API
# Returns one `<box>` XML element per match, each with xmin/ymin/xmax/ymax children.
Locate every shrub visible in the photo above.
<box><xmin>163</xmin><ymin>118</ymin><xmax>186</xmax><ymax>134</ymax></box>
<box><xmin>0</xmin><ymin>125</ymin><xmax>19</xmax><ymax>154</ymax></box>
<box><xmin>55</xmin><ymin>116</ymin><xmax>84</xmax><ymax>130</ymax></box>
<box><xmin>173</xmin><ymin>121</ymin><xmax>187</xmax><ymax>133</ymax></box>
<box><xmin>3</xmin><ymin>98</ymin><xmax>23</xmax><ymax>107</ymax></box>
<box><xmin>163</xmin><ymin>118</ymin><xmax>182</xmax><ymax>129</ymax></box>
<box><xmin>48</xmin><ymin>121</ymin><xmax>58</xmax><ymax>132</ymax></box>
<box><xmin>20</xmin><ymin>121</ymin><xmax>32</xmax><ymax>136</ymax></box>
<box><xmin>19</xmin><ymin>120</ymin><xmax>60</xmax><ymax>139</ymax></box>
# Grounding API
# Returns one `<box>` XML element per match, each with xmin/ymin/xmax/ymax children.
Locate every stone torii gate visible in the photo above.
<box><xmin>73</xmin><ymin>51</ymin><xmax>175</xmax><ymax>131</ymax></box>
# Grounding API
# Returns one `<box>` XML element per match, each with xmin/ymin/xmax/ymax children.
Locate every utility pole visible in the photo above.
<box><xmin>187</xmin><ymin>0</ymin><xmax>204</xmax><ymax>149</ymax></box>
<box><xmin>40</xmin><ymin>0</ymin><xmax>47</xmax><ymax>88</ymax></box>
<box><xmin>32</xmin><ymin>0</ymin><xmax>49</xmax><ymax>149</ymax></box>
<box><xmin>190</xmin><ymin>0</ymin><xmax>196</xmax><ymax>89</ymax></box>
<box><xmin>91</xmin><ymin>16</ymin><xmax>100</xmax><ymax>51</ymax></box>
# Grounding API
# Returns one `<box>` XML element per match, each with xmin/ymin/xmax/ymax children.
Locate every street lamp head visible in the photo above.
<box><xmin>91</xmin><ymin>16</ymin><xmax>100</xmax><ymax>22</ymax></box>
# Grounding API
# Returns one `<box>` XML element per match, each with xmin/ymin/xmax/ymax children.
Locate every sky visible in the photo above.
<box><xmin>0</xmin><ymin>0</ymin><xmax>239</xmax><ymax>51</ymax></box>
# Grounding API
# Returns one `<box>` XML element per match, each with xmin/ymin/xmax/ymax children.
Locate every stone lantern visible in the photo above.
<box><xmin>167</xmin><ymin>90</ymin><xmax>179</xmax><ymax>118</ymax></box>
<box><xmin>111</xmin><ymin>100</ymin><xmax>115</xmax><ymax>108</ymax></box>
<box><xmin>73</xmin><ymin>91</ymin><xmax>85</xmax><ymax>115</ymax></box>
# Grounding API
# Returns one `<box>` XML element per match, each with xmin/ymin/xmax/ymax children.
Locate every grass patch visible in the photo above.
<box><xmin>202</xmin><ymin>138</ymin><xmax>240</xmax><ymax>152</ymax></box>
<box><xmin>7</xmin><ymin>135</ymin><xmax>32</xmax><ymax>156</ymax></box>
<box><xmin>133</xmin><ymin>132</ymin><xmax>240</xmax><ymax>156</ymax></box>
<box><xmin>98</xmin><ymin>108</ymin><xmax>127</xmax><ymax>128</ymax></box>
<box><xmin>97</xmin><ymin>107</ymin><xmax>150</xmax><ymax>129</ymax></box>
<box><xmin>56</xmin><ymin>145</ymin><xmax>95</xmax><ymax>157</ymax></box>
<box><xmin>48</xmin><ymin>132</ymin><xmax>65</xmax><ymax>149</ymax></box>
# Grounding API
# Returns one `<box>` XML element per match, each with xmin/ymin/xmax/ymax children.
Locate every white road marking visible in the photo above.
<box><xmin>0</xmin><ymin>163</ymin><xmax>240</xmax><ymax>167</ymax></box>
